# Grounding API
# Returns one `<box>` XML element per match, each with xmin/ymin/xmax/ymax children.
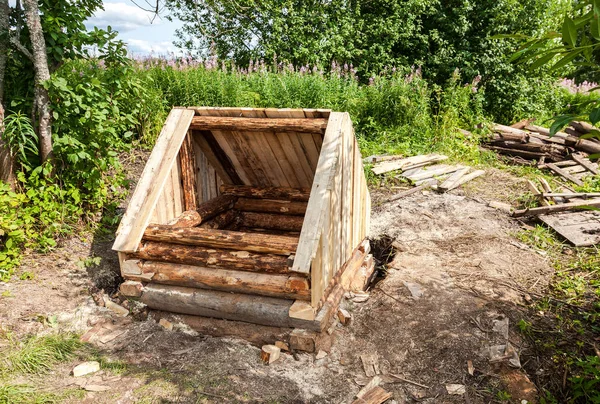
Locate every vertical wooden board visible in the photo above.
<box><xmin>154</xmin><ymin>189</ymin><xmax>167</xmax><ymax>224</ymax></box>
<box><xmin>276</xmin><ymin>133</ymin><xmax>312</xmax><ymax>188</ymax></box>
<box><xmin>113</xmin><ymin>108</ymin><xmax>195</xmax><ymax>252</ymax></box>
<box><xmin>212</xmin><ymin>108</ymin><xmax>270</xmax><ymax>187</ymax></box>
<box><xmin>163</xmin><ymin>167</ymin><xmax>176</xmax><ymax>221</ymax></box>
<box><xmin>207</xmin><ymin>164</ymin><xmax>218</xmax><ymax>199</ymax></box>
<box><xmin>238</xmin><ymin>108</ymin><xmax>290</xmax><ymax>187</ymax></box>
<box><xmin>331</xmin><ymin>134</ymin><xmax>343</xmax><ymax>274</ymax></box>
<box><xmin>352</xmin><ymin>139</ymin><xmax>363</xmax><ymax>247</ymax></box>
<box><xmin>291</xmin><ymin>112</ymin><xmax>345</xmax><ymax>274</ymax></box>
<box><xmin>340</xmin><ymin>117</ymin><xmax>354</xmax><ymax>263</ymax></box>
<box><xmin>266</xmin><ymin>109</ymin><xmax>318</xmax><ymax>183</ymax></box>
<box><xmin>311</xmin><ymin>234</ymin><xmax>324</xmax><ymax>307</ymax></box>
<box><xmin>287</xmin><ymin>134</ymin><xmax>317</xmax><ymax>185</ymax></box>
<box><xmin>171</xmin><ymin>161</ymin><xmax>184</xmax><ymax>218</ymax></box>
<box><xmin>264</xmin><ymin>132</ymin><xmax>301</xmax><ymax>188</ymax></box>
<box><xmin>195</xmin><ymin>108</ymin><xmax>253</xmax><ymax>186</ymax></box>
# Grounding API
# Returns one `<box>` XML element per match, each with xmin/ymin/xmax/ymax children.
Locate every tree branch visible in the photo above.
<box><xmin>9</xmin><ymin>36</ymin><xmax>33</xmax><ymax>61</ymax></box>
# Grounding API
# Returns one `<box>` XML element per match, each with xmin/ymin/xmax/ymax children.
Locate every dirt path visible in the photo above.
<box><xmin>0</xmin><ymin>173</ymin><xmax>552</xmax><ymax>403</ymax></box>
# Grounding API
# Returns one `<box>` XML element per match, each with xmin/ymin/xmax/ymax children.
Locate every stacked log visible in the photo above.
<box><xmin>122</xmin><ymin>186</ymin><xmax>310</xmax><ymax>303</ymax></box>
<box><xmin>483</xmin><ymin>123</ymin><xmax>600</xmax><ymax>163</ymax></box>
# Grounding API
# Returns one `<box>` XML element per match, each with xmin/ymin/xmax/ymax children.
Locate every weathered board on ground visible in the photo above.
<box><xmin>540</xmin><ymin>211</ymin><xmax>600</xmax><ymax>247</ymax></box>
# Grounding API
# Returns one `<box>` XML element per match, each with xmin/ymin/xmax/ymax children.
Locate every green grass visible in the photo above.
<box><xmin>0</xmin><ymin>333</ymin><xmax>82</xmax><ymax>376</ymax></box>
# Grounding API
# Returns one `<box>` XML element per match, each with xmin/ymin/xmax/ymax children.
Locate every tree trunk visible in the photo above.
<box><xmin>0</xmin><ymin>0</ymin><xmax>16</xmax><ymax>189</ymax></box>
<box><xmin>22</xmin><ymin>0</ymin><xmax>53</xmax><ymax>163</ymax></box>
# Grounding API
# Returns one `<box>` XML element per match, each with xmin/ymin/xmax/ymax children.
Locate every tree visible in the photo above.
<box><xmin>514</xmin><ymin>0</ymin><xmax>600</xmax><ymax>134</ymax></box>
<box><xmin>23</xmin><ymin>0</ymin><xmax>53</xmax><ymax>163</ymax></box>
<box><xmin>0</xmin><ymin>0</ymin><xmax>16</xmax><ymax>186</ymax></box>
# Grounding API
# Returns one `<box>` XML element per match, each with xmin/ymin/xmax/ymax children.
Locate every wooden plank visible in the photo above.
<box><xmin>341</xmin><ymin>115</ymin><xmax>354</xmax><ymax>264</ymax></box>
<box><xmin>438</xmin><ymin>167</ymin><xmax>470</xmax><ymax>192</ymax></box>
<box><xmin>562</xmin><ymin>165</ymin><xmax>587</xmax><ymax>174</ymax></box>
<box><xmin>139</xmin><ymin>284</ymin><xmax>323</xmax><ymax>330</ymax></box>
<box><xmin>572</xmin><ymin>154</ymin><xmax>600</xmax><ymax>175</ymax></box>
<box><xmin>239</xmin><ymin>108</ymin><xmax>290</xmax><ymax>187</ymax></box>
<box><xmin>512</xmin><ymin>198</ymin><xmax>600</xmax><ymax>217</ymax></box>
<box><xmin>292</xmin><ymin>112</ymin><xmax>345</xmax><ymax>274</ymax></box>
<box><xmin>526</xmin><ymin>179</ymin><xmax>550</xmax><ymax>206</ymax></box>
<box><xmin>372</xmin><ymin>154</ymin><xmax>448</xmax><ymax>175</ymax></box>
<box><xmin>277</xmin><ymin>132</ymin><xmax>314</xmax><ymax>187</ymax></box>
<box><xmin>539</xmin><ymin>211</ymin><xmax>600</xmax><ymax>246</ymax></box>
<box><xmin>179</xmin><ymin>132</ymin><xmax>198</xmax><ymax>211</ymax></box>
<box><xmin>113</xmin><ymin>108</ymin><xmax>195</xmax><ymax>252</ymax></box>
<box><xmin>127</xmin><ymin>261</ymin><xmax>310</xmax><ymax>300</ymax></box>
<box><xmin>546</xmin><ymin>163</ymin><xmax>584</xmax><ymax>186</ymax></box>
<box><xmin>188</xmin><ymin>116</ymin><xmax>328</xmax><ymax>133</ymax></box>
<box><xmin>143</xmin><ymin>225</ymin><xmax>298</xmax><ymax>255</ymax></box>
<box><xmin>192</xmin><ymin>131</ymin><xmax>238</xmax><ymax>185</ymax></box>
<box><xmin>171</xmin><ymin>159</ymin><xmax>184</xmax><ymax>217</ymax></box>
<box><xmin>404</xmin><ymin>164</ymin><xmax>463</xmax><ymax>181</ymax></box>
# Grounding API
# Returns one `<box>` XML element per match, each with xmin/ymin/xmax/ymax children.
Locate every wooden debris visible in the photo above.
<box><xmin>539</xmin><ymin>211</ymin><xmax>600</xmax><ymax>247</ymax></box>
<box><xmin>446</xmin><ymin>384</ymin><xmax>466</xmax><ymax>395</ymax></box>
<box><xmin>526</xmin><ymin>180</ymin><xmax>549</xmax><ymax>206</ymax></box>
<box><xmin>361</xmin><ymin>352</ymin><xmax>380</xmax><ymax>377</ymax></box>
<box><xmin>512</xmin><ymin>198</ymin><xmax>600</xmax><ymax>217</ymax></box>
<box><xmin>289</xmin><ymin>329</ymin><xmax>318</xmax><ymax>353</ymax></box>
<box><xmin>275</xmin><ymin>341</ymin><xmax>289</xmax><ymax>351</ymax></box>
<box><xmin>337</xmin><ymin>308</ymin><xmax>352</xmax><ymax>325</ymax></box>
<box><xmin>541</xmin><ymin>192</ymin><xmax>600</xmax><ymax>199</ymax></box>
<box><xmin>545</xmin><ymin>163</ymin><xmax>584</xmax><ymax>186</ymax></box>
<box><xmin>438</xmin><ymin>167</ymin><xmax>470</xmax><ymax>192</ymax></box>
<box><xmin>372</xmin><ymin>154</ymin><xmax>447</xmax><ymax>175</ymax></box>
<box><xmin>356</xmin><ymin>376</ymin><xmax>381</xmax><ymax>396</ymax></box>
<box><xmin>120</xmin><ymin>280</ymin><xmax>143</xmax><ymax>298</ymax></box>
<box><xmin>363</xmin><ymin>154</ymin><xmax>404</xmax><ymax>164</ymax></box>
<box><xmin>572</xmin><ymin>153</ymin><xmax>599</xmax><ymax>175</ymax></box>
<box><xmin>467</xmin><ymin>360</ymin><xmax>475</xmax><ymax>376</ymax></box>
<box><xmin>353</xmin><ymin>386</ymin><xmax>392</xmax><ymax>404</ymax></box>
<box><xmin>103</xmin><ymin>297</ymin><xmax>129</xmax><ymax>317</ymax></box>
<box><xmin>315</xmin><ymin>350</ymin><xmax>328</xmax><ymax>360</ymax></box>
<box><xmin>385</xmin><ymin>184</ymin><xmax>428</xmax><ymax>203</ymax></box>
<box><xmin>159</xmin><ymin>318</ymin><xmax>174</xmax><ymax>331</ymax></box>
<box><xmin>405</xmin><ymin>164</ymin><xmax>462</xmax><ymax>182</ymax></box>
<box><xmin>489</xmin><ymin>201</ymin><xmax>513</xmax><ymax>213</ymax></box>
<box><xmin>260</xmin><ymin>345</ymin><xmax>281</xmax><ymax>364</ymax></box>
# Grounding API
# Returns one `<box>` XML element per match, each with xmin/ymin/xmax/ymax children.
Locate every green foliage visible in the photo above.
<box><xmin>0</xmin><ymin>333</ymin><xmax>82</xmax><ymax>375</ymax></box>
<box><xmin>166</xmin><ymin>0</ymin><xmax>571</xmax><ymax>123</ymax></box>
<box><xmin>1</xmin><ymin>112</ymin><xmax>39</xmax><ymax>171</ymax></box>
<box><xmin>570</xmin><ymin>355</ymin><xmax>600</xmax><ymax>402</ymax></box>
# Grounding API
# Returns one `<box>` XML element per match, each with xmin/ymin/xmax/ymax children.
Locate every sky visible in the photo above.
<box><xmin>85</xmin><ymin>0</ymin><xmax>183</xmax><ymax>56</ymax></box>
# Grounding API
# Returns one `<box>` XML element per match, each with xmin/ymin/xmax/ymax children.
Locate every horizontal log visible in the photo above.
<box><xmin>525</xmin><ymin>124</ymin><xmax>600</xmax><ymax>154</ymax></box>
<box><xmin>239</xmin><ymin>212</ymin><xmax>305</xmax><ymax>232</ymax></box>
<box><xmin>491</xmin><ymin>131</ymin><xmax>529</xmax><ymax>143</ymax></box>
<box><xmin>139</xmin><ymin>284</ymin><xmax>324</xmax><ymax>330</ymax></box>
<box><xmin>196</xmin><ymin>195</ymin><xmax>237</xmax><ymax>223</ymax></box>
<box><xmin>166</xmin><ymin>210</ymin><xmax>202</xmax><ymax>228</ymax></box>
<box><xmin>546</xmin><ymin>163</ymin><xmax>584</xmax><ymax>186</ymax></box>
<box><xmin>542</xmin><ymin>192</ymin><xmax>600</xmax><ymax>199</ymax></box>
<box><xmin>132</xmin><ymin>241</ymin><xmax>293</xmax><ymax>274</ymax></box>
<box><xmin>219</xmin><ymin>185</ymin><xmax>311</xmax><ymax>202</ymax></box>
<box><xmin>485</xmin><ymin>146</ymin><xmax>551</xmax><ymax>160</ymax></box>
<box><xmin>124</xmin><ymin>261</ymin><xmax>309</xmax><ymax>300</ymax></box>
<box><xmin>143</xmin><ymin>225</ymin><xmax>298</xmax><ymax>255</ymax></box>
<box><xmin>571</xmin><ymin>121</ymin><xmax>594</xmax><ymax>134</ymax></box>
<box><xmin>234</xmin><ymin>198</ymin><xmax>307</xmax><ymax>216</ymax></box>
<box><xmin>189</xmin><ymin>116</ymin><xmax>328</xmax><ymax>134</ymax></box>
<box><xmin>491</xmin><ymin>141</ymin><xmax>566</xmax><ymax>155</ymax></box>
<box><xmin>199</xmin><ymin>209</ymin><xmax>239</xmax><ymax>229</ymax></box>
<box><xmin>512</xmin><ymin>198</ymin><xmax>600</xmax><ymax>217</ymax></box>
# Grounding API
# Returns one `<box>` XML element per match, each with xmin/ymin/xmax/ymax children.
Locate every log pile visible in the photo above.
<box><xmin>120</xmin><ymin>185</ymin><xmax>312</xmax><ymax>303</ymax></box>
<box><xmin>483</xmin><ymin>122</ymin><xmax>600</xmax><ymax>186</ymax></box>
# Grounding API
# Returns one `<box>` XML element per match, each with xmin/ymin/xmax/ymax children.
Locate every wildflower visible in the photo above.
<box><xmin>368</xmin><ymin>77</ymin><xmax>375</xmax><ymax>86</ymax></box>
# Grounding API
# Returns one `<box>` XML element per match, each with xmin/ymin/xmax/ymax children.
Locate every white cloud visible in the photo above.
<box><xmin>86</xmin><ymin>2</ymin><xmax>160</xmax><ymax>32</ymax></box>
<box><xmin>126</xmin><ymin>38</ymin><xmax>181</xmax><ymax>55</ymax></box>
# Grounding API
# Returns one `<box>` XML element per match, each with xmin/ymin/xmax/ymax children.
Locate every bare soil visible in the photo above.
<box><xmin>0</xmin><ymin>168</ymin><xmax>554</xmax><ymax>403</ymax></box>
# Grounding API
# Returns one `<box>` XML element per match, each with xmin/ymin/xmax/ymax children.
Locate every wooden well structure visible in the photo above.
<box><xmin>113</xmin><ymin>107</ymin><xmax>372</xmax><ymax>331</ymax></box>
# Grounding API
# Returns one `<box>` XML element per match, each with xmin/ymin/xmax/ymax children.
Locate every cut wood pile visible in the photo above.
<box><xmin>483</xmin><ymin>121</ymin><xmax>599</xmax><ymax>185</ymax></box>
<box><xmin>366</xmin><ymin>153</ymin><xmax>485</xmax><ymax>197</ymax></box>
<box><xmin>479</xmin><ymin>120</ymin><xmax>600</xmax><ymax>247</ymax></box>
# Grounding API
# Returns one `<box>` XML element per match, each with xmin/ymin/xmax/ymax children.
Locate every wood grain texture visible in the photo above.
<box><xmin>132</xmin><ymin>241</ymin><xmax>291</xmax><ymax>274</ymax></box>
<box><xmin>139</xmin><ymin>284</ymin><xmax>324</xmax><ymax>330</ymax></box>
<box><xmin>239</xmin><ymin>212</ymin><xmax>305</xmax><ymax>232</ymax></box>
<box><xmin>128</xmin><ymin>261</ymin><xmax>310</xmax><ymax>300</ymax></box>
<box><xmin>234</xmin><ymin>198</ymin><xmax>307</xmax><ymax>216</ymax></box>
<box><xmin>113</xmin><ymin>108</ymin><xmax>195</xmax><ymax>252</ymax></box>
<box><xmin>220</xmin><ymin>185</ymin><xmax>311</xmax><ymax>201</ymax></box>
<box><xmin>189</xmin><ymin>116</ymin><xmax>328</xmax><ymax>133</ymax></box>
<box><xmin>143</xmin><ymin>225</ymin><xmax>298</xmax><ymax>255</ymax></box>
<box><xmin>179</xmin><ymin>132</ymin><xmax>198</xmax><ymax>210</ymax></box>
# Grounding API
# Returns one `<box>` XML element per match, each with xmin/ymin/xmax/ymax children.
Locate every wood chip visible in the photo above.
<box><xmin>467</xmin><ymin>360</ymin><xmax>475</xmax><ymax>376</ymax></box>
<box><xmin>337</xmin><ymin>308</ymin><xmax>352</xmax><ymax>326</ymax></box>
<box><xmin>353</xmin><ymin>386</ymin><xmax>392</xmax><ymax>404</ymax></box>
<box><xmin>361</xmin><ymin>352</ymin><xmax>380</xmax><ymax>377</ymax></box>
<box><xmin>260</xmin><ymin>345</ymin><xmax>281</xmax><ymax>364</ymax></box>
